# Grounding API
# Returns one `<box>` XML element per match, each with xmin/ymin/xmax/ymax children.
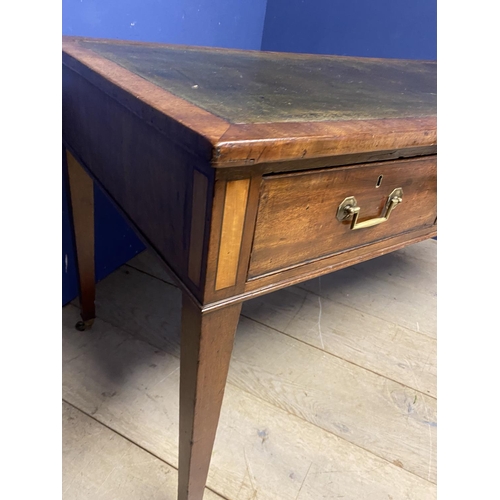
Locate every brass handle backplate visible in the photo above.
<box><xmin>336</xmin><ymin>188</ymin><xmax>403</xmax><ymax>230</ymax></box>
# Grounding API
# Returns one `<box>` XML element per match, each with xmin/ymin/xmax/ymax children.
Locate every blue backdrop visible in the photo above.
<box><xmin>261</xmin><ymin>0</ymin><xmax>437</xmax><ymax>60</ymax></box>
<box><xmin>62</xmin><ymin>0</ymin><xmax>436</xmax><ymax>304</ymax></box>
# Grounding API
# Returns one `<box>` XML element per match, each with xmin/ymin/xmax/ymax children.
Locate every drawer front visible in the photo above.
<box><xmin>248</xmin><ymin>156</ymin><xmax>436</xmax><ymax>279</ymax></box>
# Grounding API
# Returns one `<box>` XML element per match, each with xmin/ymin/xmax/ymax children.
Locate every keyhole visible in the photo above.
<box><xmin>376</xmin><ymin>175</ymin><xmax>383</xmax><ymax>188</ymax></box>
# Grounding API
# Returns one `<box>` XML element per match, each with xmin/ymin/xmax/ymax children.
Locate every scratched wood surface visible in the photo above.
<box><xmin>63</xmin><ymin>239</ymin><xmax>436</xmax><ymax>499</ymax></box>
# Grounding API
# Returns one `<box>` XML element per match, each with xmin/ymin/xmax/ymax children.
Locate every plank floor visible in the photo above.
<box><xmin>63</xmin><ymin>239</ymin><xmax>437</xmax><ymax>499</ymax></box>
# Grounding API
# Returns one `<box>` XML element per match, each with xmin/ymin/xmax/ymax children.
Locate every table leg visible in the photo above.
<box><xmin>65</xmin><ymin>149</ymin><xmax>96</xmax><ymax>331</ymax></box>
<box><xmin>178</xmin><ymin>294</ymin><xmax>242</xmax><ymax>500</ymax></box>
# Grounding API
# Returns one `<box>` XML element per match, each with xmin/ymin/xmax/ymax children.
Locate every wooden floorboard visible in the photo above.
<box><xmin>241</xmin><ymin>286</ymin><xmax>436</xmax><ymax>398</ymax></box>
<box><xmin>299</xmin><ymin>267</ymin><xmax>436</xmax><ymax>339</ymax></box>
<box><xmin>63</xmin><ymin>309</ymin><xmax>435</xmax><ymax>499</ymax></box>
<box><xmin>63</xmin><ymin>240</ymin><xmax>437</xmax><ymax>499</ymax></box>
<box><xmin>62</xmin><ymin>401</ymin><xmax>224</xmax><ymax>500</ymax></box>
<box><xmin>129</xmin><ymin>242</ymin><xmax>437</xmax><ymax>398</ymax></box>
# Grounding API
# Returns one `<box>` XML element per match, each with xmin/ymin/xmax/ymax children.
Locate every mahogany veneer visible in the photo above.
<box><xmin>62</xmin><ymin>37</ymin><xmax>436</xmax><ymax>500</ymax></box>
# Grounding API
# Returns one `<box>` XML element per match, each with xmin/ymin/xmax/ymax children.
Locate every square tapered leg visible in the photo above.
<box><xmin>178</xmin><ymin>294</ymin><xmax>242</xmax><ymax>500</ymax></box>
<box><xmin>65</xmin><ymin>149</ymin><xmax>96</xmax><ymax>330</ymax></box>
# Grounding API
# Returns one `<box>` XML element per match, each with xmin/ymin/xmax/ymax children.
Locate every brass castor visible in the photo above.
<box><xmin>75</xmin><ymin>318</ymin><xmax>95</xmax><ymax>331</ymax></box>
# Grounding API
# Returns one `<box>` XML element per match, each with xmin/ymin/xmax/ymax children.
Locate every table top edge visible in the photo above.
<box><xmin>62</xmin><ymin>36</ymin><xmax>437</xmax><ymax>168</ymax></box>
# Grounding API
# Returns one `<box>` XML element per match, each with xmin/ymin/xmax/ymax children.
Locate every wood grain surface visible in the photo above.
<box><xmin>249</xmin><ymin>156</ymin><xmax>436</xmax><ymax>278</ymax></box>
<box><xmin>178</xmin><ymin>297</ymin><xmax>242</xmax><ymax>500</ymax></box>
<box><xmin>214</xmin><ymin>119</ymin><xmax>437</xmax><ymax>166</ymax></box>
<box><xmin>215</xmin><ymin>179</ymin><xmax>250</xmax><ymax>290</ymax></box>
<box><xmin>188</xmin><ymin>170</ymin><xmax>209</xmax><ymax>286</ymax></box>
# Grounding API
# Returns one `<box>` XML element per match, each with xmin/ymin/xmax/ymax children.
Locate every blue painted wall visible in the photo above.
<box><xmin>261</xmin><ymin>0</ymin><xmax>436</xmax><ymax>60</ymax></box>
<box><xmin>63</xmin><ymin>0</ymin><xmax>268</xmax><ymax>49</ymax></box>
<box><xmin>62</xmin><ymin>0</ymin><xmax>268</xmax><ymax>305</ymax></box>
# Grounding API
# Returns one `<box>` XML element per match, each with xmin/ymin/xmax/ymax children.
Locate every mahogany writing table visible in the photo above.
<box><xmin>62</xmin><ymin>37</ymin><xmax>436</xmax><ymax>500</ymax></box>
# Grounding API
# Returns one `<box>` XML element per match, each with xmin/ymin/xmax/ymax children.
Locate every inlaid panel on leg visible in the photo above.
<box><xmin>215</xmin><ymin>178</ymin><xmax>250</xmax><ymax>291</ymax></box>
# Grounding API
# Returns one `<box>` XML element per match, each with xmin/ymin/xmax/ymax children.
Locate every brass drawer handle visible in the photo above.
<box><xmin>336</xmin><ymin>188</ymin><xmax>403</xmax><ymax>230</ymax></box>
